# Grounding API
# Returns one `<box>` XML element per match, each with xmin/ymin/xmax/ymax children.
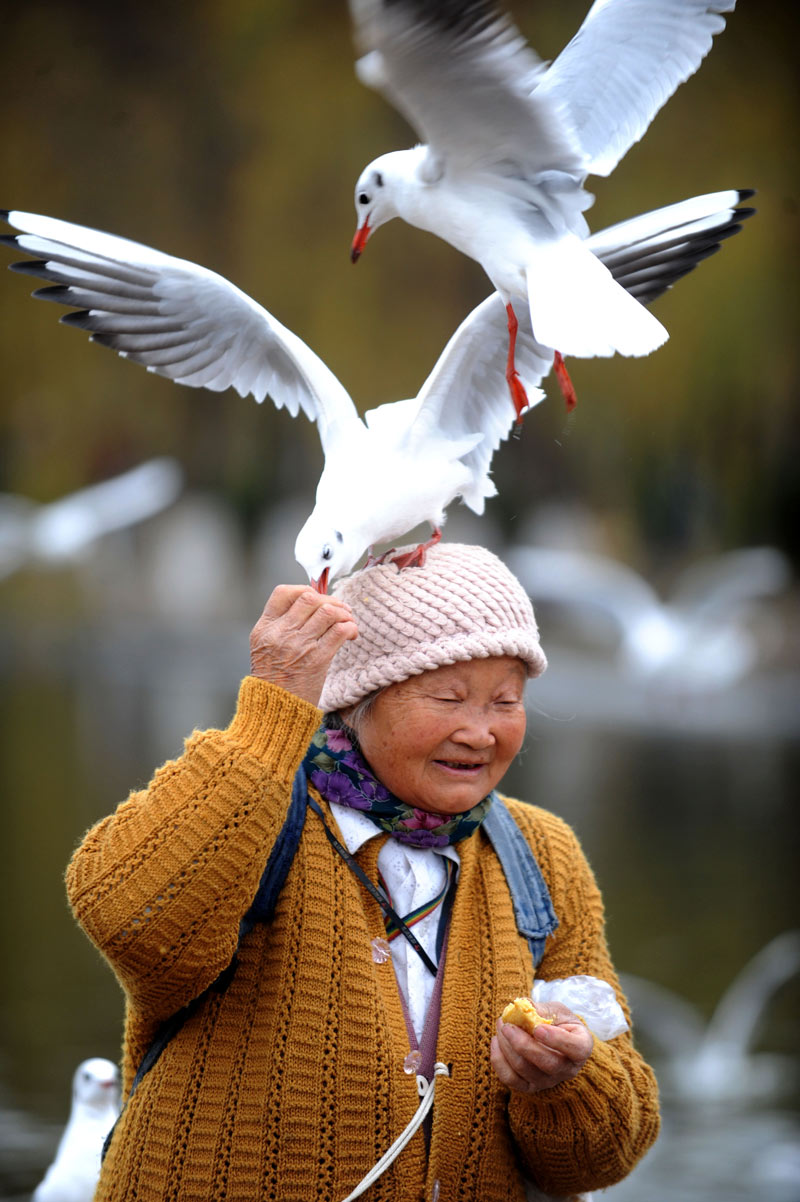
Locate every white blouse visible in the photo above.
<box><xmin>330</xmin><ymin>802</ymin><xmax>460</xmax><ymax>1040</ymax></box>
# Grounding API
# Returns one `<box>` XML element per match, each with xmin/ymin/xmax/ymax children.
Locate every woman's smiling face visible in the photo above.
<box><xmin>351</xmin><ymin>656</ymin><xmax>527</xmax><ymax>814</ymax></box>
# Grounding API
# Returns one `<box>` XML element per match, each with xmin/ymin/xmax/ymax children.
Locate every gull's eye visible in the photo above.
<box><xmin>358</xmin><ymin>192</ymin><xmax>370</xmax><ymax>205</ymax></box>
<box><xmin>322</xmin><ymin>544</ymin><xmax>333</xmax><ymax>561</ymax></box>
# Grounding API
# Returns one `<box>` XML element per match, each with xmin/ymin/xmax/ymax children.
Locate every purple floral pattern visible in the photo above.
<box><xmin>302</xmin><ymin>722</ymin><xmax>493</xmax><ymax>847</ymax></box>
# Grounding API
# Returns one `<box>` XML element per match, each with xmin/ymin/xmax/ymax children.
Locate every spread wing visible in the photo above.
<box><xmin>0</xmin><ymin>457</ymin><xmax>183</xmax><ymax>577</ymax></box>
<box><xmin>535</xmin><ymin>0</ymin><xmax>736</xmax><ymax>178</ymax></box>
<box><xmin>507</xmin><ymin>545</ymin><xmax>662</xmax><ymax>631</ymax></box>
<box><xmin>349</xmin><ymin>0</ymin><xmax>585</xmax><ymax>179</ymax></box>
<box><xmin>587</xmin><ymin>189</ymin><xmax>755</xmax><ymax>304</ymax></box>
<box><xmin>396</xmin><ymin>186</ymin><xmax>753</xmax><ymax>510</ymax></box>
<box><xmin>1</xmin><ymin>210</ymin><xmax>358</xmax><ymax>453</ymax></box>
<box><xmin>406</xmin><ymin>292</ymin><xmax>550</xmax><ymax>511</ymax></box>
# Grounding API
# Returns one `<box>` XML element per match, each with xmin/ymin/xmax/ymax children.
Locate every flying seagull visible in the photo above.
<box><xmin>349</xmin><ymin>0</ymin><xmax>742</xmax><ymax>420</ymax></box>
<box><xmin>32</xmin><ymin>1058</ymin><xmax>120</xmax><ymax>1202</ymax></box>
<box><xmin>0</xmin><ymin>457</ymin><xmax>183</xmax><ymax>581</ymax></box>
<box><xmin>506</xmin><ymin>544</ymin><xmax>790</xmax><ymax>691</ymax></box>
<box><xmin>2</xmin><ymin>194</ymin><xmax>751</xmax><ymax>589</ymax></box>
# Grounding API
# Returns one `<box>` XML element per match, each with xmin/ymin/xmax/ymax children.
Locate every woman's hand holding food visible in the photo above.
<box><xmin>250</xmin><ymin>585</ymin><xmax>358</xmax><ymax>706</ymax></box>
<box><xmin>491</xmin><ymin>1000</ymin><xmax>594</xmax><ymax>1094</ymax></box>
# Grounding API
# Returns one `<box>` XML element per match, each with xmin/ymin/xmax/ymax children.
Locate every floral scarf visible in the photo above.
<box><xmin>302</xmin><ymin>722</ymin><xmax>493</xmax><ymax>848</ymax></box>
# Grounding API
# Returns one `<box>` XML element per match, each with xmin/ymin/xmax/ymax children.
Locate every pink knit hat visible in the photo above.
<box><xmin>319</xmin><ymin>542</ymin><xmax>547</xmax><ymax>711</ymax></box>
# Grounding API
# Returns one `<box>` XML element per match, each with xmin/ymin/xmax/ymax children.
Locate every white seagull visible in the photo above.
<box><xmin>32</xmin><ymin>1057</ymin><xmax>120</xmax><ymax>1202</ymax></box>
<box><xmin>507</xmin><ymin>544</ymin><xmax>791</xmax><ymax>691</ymax></box>
<box><xmin>2</xmin><ymin>195</ymin><xmax>751</xmax><ymax>589</ymax></box>
<box><xmin>0</xmin><ymin>457</ymin><xmax>183</xmax><ymax>581</ymax></box>
<box><xmin>349</xmin><ymin>0</ymin><xmax>741</xmax><ymax>420</ymax></box>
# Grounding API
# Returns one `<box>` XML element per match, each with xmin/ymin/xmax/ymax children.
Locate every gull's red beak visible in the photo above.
<box><xmin>312</xmin><ymin>567</ymin><xmax>330</xmax><ymax>594</ymax></box>
<box><xmin>350</xmin><ymin>220</ymin><xmax>371</xmax><ymax>264</ymax></box>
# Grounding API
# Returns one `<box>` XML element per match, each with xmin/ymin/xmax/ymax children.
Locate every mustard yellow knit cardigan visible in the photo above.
<box><xmin>66</xmin><ymin>677</ymin><xmax>659</xmax><ymax>1201</ymax></box>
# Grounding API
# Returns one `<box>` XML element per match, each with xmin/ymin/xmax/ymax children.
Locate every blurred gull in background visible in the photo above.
<box><xmin>622</xmin><ymin>930</ymin><xmax>800</xmax><ymax>1106</ymax></box>
<box><xmin>349</xmin><ymin>0</ymin><xmax>747</xmax><ymax>416</ymax></box>
<box><xmin>0</xmin><ymin>457</ymin><xmax>183</xmax><ymax>582</ymax></box>
<box><xmin>507</xmin><ymin>544</ymin><xmax>792</xmax><ymax>693</ymax></box>
<box><xmin>32</xmin><ymin>1058</ymin><xmax>120</xmax><ymax>1202</ymax></box>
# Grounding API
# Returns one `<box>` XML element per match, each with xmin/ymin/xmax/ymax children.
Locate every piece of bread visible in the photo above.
<box><xmin>501</xmin><ymin>996</ymin><xmax>554</xmax><ymax>1035</ymax></box>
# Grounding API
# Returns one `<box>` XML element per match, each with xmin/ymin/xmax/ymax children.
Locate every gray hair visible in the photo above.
<box><xmin>324</xmin><ymin>686</ymin><xmax>386</xmax><ymax>749</ymax></box>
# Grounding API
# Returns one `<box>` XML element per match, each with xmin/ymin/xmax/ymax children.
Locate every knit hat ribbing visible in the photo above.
<box><xmin>319</xmin><ymin>543</ymin><xmax>547</xmax><ymax>711</ymax></box>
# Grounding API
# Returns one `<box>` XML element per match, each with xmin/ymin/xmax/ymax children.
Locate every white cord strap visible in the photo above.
<box><xmin>341</xmin><ymin>1061</ymin><xmax>450</xmax><ymax>1201</ymax></box>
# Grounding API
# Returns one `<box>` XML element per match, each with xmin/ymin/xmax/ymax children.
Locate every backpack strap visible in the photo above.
<box><xmin>482</xmin><ymin>795</ymin><xmax>559</xmax><ymax>968</ymax></box>
<box><xmin>241</xmin><ymin>763</ymin><xmax>308</xmax><ymax>930</ymax></box>
<box><xmin>102</xmin><ymin>765</ymin><xmax>309</xmax><ymax>1162</ymax></box>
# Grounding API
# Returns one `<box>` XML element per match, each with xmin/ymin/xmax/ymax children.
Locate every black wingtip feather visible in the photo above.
<box><xmin>0</xmin><ymin>210</ymin><xmax>10</xmax><ymax>222</ymax></box>
<box><xmin>87</xmin><ymin>331</ymin><xmax>121</xmax><ymax>349</ymax></box>
<box><xmin>9</xmin><ymin>260</ymin><xmax>51</xmax><ymax>278</ymax></box>
<box><xmin>385</xmin><ymin>0</ymin><xmax>503</xmax><ymax>44</ymax></box>
<box><xmin>32</xmin><ymin>284</ymin><xmax>80</xmax><ymax>305</ymax></box>
<box><xmin>737</xmin><ymin>188</ymin><xmax>757</xmax><ymax>201</ymax></box>
<box><xmin>60</xmin><ymin>310</ymin><xmax>96</xmax><ymax>329</ymax></box>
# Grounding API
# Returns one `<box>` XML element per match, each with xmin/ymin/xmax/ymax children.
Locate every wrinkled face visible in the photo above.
<box><xmin>352</xmin><ymin>656</ymin><xmax>527</xmax><ymax>814</ymax></box>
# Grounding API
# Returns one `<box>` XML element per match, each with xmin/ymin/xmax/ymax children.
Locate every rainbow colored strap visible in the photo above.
<box><xmin>378</xmin><ymin>857</ymin><xmax>456</xmax><ymax>943</ymax></box>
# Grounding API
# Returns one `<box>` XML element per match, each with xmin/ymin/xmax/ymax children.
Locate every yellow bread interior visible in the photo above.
<box><xmin>501</xmin><ymin>996</ymin><xmax>554</xmax><ymax>1036</ymax></box>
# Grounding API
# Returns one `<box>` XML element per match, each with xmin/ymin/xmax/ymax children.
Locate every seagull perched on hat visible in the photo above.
<box><xmin>2</xmin><ymin>193</ymin><xmax>751</xmax><ymax>589</ymax></box>
<box><xmin>348</xmin><ymin>0</ymin><xmax>742</xmax><ymax>420</ymax></box>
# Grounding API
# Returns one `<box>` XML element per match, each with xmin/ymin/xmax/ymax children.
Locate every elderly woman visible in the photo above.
<box><xmin>67</xmin><ymin>543</ymin><xmax>659</xmax><ymax>1202</ymax></box>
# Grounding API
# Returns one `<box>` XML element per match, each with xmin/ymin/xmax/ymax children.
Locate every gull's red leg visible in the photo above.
<box><xmin>390</xmin><ymin>527</ymin><xmax>442</xmax><ymax>571</ymax></box>
<box><xmin>366</xmin><ymin>546</ymin><xmax>397</xmax><ymax>567</ymax></box>
<box><xmin>552</xmin><ymin>351</ymin><xmax>578</xmax><ymax>412</ymax></box>
<box><xmin>505</xmin><ymin>303</ymin><xmax>530</xmax><ymax>433</ymax></box>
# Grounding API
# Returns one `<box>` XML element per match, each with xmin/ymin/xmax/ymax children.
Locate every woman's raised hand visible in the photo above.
<box><xmin>250</xmin><ymin>585</ymin><xmax>358</xmax><ymax>706</ymax></box>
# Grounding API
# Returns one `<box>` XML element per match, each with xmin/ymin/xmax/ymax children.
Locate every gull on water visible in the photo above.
<box><xmin>0</xmin><ymin>457</ymin><xmax>183</xmax><ymax>582</ymax></box>
<box><xmin>32</xmin><ymin>1058</ymin><xmax>120</xmax><ymax>1202</ymax></box>
<box><xmin>3</xmin><ymin>197</ymin><xmax>748</xmax><ymax>589</ymax></box>
<box><xmin>348</xmin><ymin>0</ymin><xmax>748</xmax><ymax>418</ymax></box>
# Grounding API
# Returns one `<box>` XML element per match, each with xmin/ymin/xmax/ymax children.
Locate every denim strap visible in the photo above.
<box><xmin>483</xmin><ymin>795</ymin><xmax>559</xmax><ymax>967</ymax></box>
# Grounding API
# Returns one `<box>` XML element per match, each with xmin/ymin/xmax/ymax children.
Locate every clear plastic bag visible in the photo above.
<box><xmin>532</xmin><ymin>975</ymin><xmax>628</xmax><ymax>1041</ymax></box>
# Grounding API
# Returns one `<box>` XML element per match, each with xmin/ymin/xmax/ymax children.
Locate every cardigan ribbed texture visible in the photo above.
<box><xmin>66</xmin><ymin>676</ymin><xmax>659</xmax><ymax>1201</ymax></box>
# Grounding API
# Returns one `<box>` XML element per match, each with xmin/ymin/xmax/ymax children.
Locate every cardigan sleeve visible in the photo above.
<box><xmin>65</xmin><ymin>676</ymin><xmax>321</xmax><ymax>1024</ymax></box>
<box><xmin>504</xmin><ymin>801</ymin><xmax>660</xmax><ymax>1195</ymax></box>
